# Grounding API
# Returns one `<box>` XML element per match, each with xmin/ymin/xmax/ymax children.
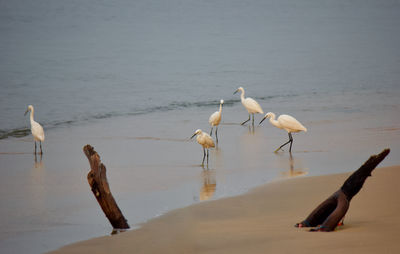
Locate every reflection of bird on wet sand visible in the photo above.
<box><xmin>279</xmin><ymin>153</ymin><xmax>308</xmax><ymax>178</ymax></box>
<box><xmin>34</xmin><ymin>153</ymin><xmax>43</xmax><ymax>169</ymax></box>
<box><xmin>199</xmin><ymin>170</ymin><xmax>216</xmax><ymax>201</ymax></box>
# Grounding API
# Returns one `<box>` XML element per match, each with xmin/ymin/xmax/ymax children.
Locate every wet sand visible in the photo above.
<box><xmin>49</xmin><ymin>165</ymin><xmax>400</xmax><ymax>254</ymax></box>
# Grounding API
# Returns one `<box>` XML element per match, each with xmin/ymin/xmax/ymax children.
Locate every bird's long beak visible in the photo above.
<box><xmin>190</xmin><ymin>133</ymin><xmax>197</xmax><ymax>139</ymax></box>
<box><xmin>259</xmin><ymin>116</ymin><xmax>267</xmax><ymax>125</ymax></box>
<box><xmin>233</xmin><ymin>90</ymin><xmax>238</xmax><ymax>95</ymax></box>
<box><xmin>24</xmin><ymin>109</ymin><xmax>29</xmax><ymax>116</ymax></box>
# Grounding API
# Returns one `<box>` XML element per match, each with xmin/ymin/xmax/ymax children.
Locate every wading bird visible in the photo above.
<box><xmin>209</xmin><ymin>99</ymin><xmax>224</xmax><ymax>143</ymax></box>
<box><xmin>233</xmin><ymin>87</ymin><xmax>264</xmax><ymax>126</ymax></box>
<box><xmin>191</xmin><ymin>129</ymin><xmax>215</xmax><ymax>166</ymax></box>
<box><xmin>259</xmin><ymin>112</ymin><xmax>307</xmax><ymax>153</ymax></box>
<box><xmin>24</xmin><ymin>105</ymin><xmax>45</xmax><ymax>154</ymax></box>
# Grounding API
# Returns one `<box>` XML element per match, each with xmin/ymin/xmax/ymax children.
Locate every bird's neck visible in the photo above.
<box><xmin>269</xmin><ymin>114</ymin><xmax>281</xmax><ymax>129</ymax></box>
<box><xmin>219</xmin><ymin>103</ymin><xmax>223</xmax><ymax>113</ymax></box>
<box><xmin>240</xmin><ymin>90</ymin><xmax>245</xmax><ymax>102</ymax></box>
<box><xmin>30</xmin><ymin>109</ymin><xmax>35</xmax><ymax>124</ymax></box>
<box><xmin>270</xmin><ymin>119</ymin><xmax>281</xmax><ymax>129</ymax></box>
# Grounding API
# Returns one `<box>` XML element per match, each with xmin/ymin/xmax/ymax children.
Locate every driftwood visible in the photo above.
<box><xmin>295</xmin><ymin>148</ymin><xmax>390</xmax><ymax>231</ymax></box>
<box><xmin>83</xmin><ymin>144</ymin><xmax>129</xmax><ymax>229</ymax></box>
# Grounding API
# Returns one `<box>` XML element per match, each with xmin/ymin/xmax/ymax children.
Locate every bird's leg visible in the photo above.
<box><xmin>274</xmin><ymin>133</ymin><xmax>292</xmax><ymax>153</ymax></box>
<box><xmin>274</xmin><ymin>141</ymin><xmax>290</xmax><ymax>153</ymax></box>
<box><xmin>206</xmin><ymin>149</ymin><xmax>209</xmax><ymax>165</ymax></box>
<box><xmin>216</xmin><ymin>127</ymin><xmax>219</xmax><ymax>143</ymax></box>
<box><xmin>40</xmin><ymin>141</ymin><xmax>43</xmax><ymax>155</ymax></box>
<box><xmin>288</xmin><ymin>133</ymin><xmax>293</xmax><ymax>153</ymax></box>
<box><xmin>248</xmin><ymin>124</ymin><xmax>254</xmax><ymax>134</ymax></box>
<box><xmin>241</xmin><ymin>114</ymin><xmax>250</xmax><ymax>125</ymax></box>
<box><xmin>202</xmin><ymin>148</ymin><xmax>206</xmax><ymax>166</ymax></box>
<box><xmin>252</xmin><ymin>113</ymin><xmax>255</xmax><ymax>126</ymax></box>
<box><xmin>34</xmin><ymin>141</ymin><xmax>37</xmax><ymax>154</ymax></box>
<box><xmin>210</xmin><ymin>127</ymin><xmax>213</xmax><ymax>136</ymax></box>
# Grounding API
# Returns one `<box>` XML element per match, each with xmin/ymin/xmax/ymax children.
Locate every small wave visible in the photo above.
<box><xmin>0</xmin><ymin>93</ymin><xmax>296</xmax><ymax>140</ymax></box>
<box><xmin>0</xmin><ymin>128</ymin><xmax>30</xmax><ymax>139</ymax></box>
<box><xmin>0</xmin><ymin>152</ymin><xmax>32</xmax><ymax>155</ymax></box>
<box><xmin>123</xmin><ymin>136</ymin><xmax>188</xmax><ymax>142</ymax></box>
<box><xmin>365</xmin><ymin>126</ymin><xmax>400</xmax><ymax>133</ymax></box>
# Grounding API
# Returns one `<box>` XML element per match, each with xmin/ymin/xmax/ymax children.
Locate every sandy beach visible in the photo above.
<box><xmin>49</xmin><ymin>165</ymin><xmax>400</xmax><ymax>254</ymax></box>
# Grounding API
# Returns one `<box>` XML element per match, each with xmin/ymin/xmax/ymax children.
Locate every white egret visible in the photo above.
<box><xmin>24</xmin><ymin>105</ymin><xmax>45</xmax><ymax>154</ymax></box>
<box><xmin>233</xmin><ymin>87</ymin><xmax>264</xmax><ymax>126</ymax></box>
<box><xmin>190</xmin><ymin>129</ymin><xmax>215</xmax><ymax>166</ymax></box>
<box><xmin>259</xmin><ymin>112</ymin><xmax>307</xmax><ymax>153</ymax></box>
<box><xmin>208</xmin><ymin>99</ymin><xmax>224</xmax><ymax>143</ymax></box>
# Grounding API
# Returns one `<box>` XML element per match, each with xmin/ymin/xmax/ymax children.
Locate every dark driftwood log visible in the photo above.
<box><xmin>296</xmin><ymin>148</ymin><xmax>390</xmax><ymax>232</ymax></box>
<box><xmin>83</xmin><ymin>144</ymin><xmax>129</xmax><ymax>229</ymax></box>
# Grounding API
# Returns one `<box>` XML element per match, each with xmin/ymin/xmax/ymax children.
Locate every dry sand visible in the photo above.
<box><xmin>49</xmin><ymin>165</ymin><xmax>400</xmax><ymax>254</ymax></box>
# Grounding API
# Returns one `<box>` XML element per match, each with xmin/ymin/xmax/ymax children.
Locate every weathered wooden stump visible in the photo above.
<box><xmin>83</xmin><ymin>144</ymin><xmax>129</xmax><ymax>229</ymax></box>
<box><xmin>296</xmin><ymin>148</ymin><xmax>390</xmax><ymax>232</ymax></box>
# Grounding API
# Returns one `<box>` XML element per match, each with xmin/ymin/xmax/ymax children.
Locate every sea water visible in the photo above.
<box><xmin>0</xmin><ymin>0</ymin><xmax>399</xmax><ymax>253</ymax></box>
<box><xmin>1</xmin><ymin>0</ymin><xmax>399</xmax><ymax>136</ymax></box>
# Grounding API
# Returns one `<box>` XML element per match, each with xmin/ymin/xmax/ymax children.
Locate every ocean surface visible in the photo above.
<box><xmin>0</xmin><ymin>0</ymin><xmax>400</xmax><ymax>253</ymax></box>
<box><xmin>1</xmin><ymin>0</ymin><xmax>399</xmax><ymax>137</ymax></box>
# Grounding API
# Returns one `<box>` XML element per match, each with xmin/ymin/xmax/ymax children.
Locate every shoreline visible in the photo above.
<box><xmin>49</xmin><ymin>165</ymin><xmax>400</xmax><ymax>254</ymax></box>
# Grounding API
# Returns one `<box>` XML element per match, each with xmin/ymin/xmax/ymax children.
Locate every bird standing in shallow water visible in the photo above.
<box><xmin>259</xmin><ymin>112</ymin><xmax>307</xmax><ymax>153</ymax></box>
<box><xmin>233</xmin><ymin>87</ymin><xmax>264</xmax><ymax>126</ymax></box>
<box><xmin>191</xmin><ymin>129</ymin><xmax>215</xmax><ymax>166</ymax></box>
<box><xmin>24</xmin><ymin>105</ymin><xmax>45</xmax><ymax>154</ymax></box>
<box><xmin>208</xmin><ymin>99</ymin><xmax>224</xmax><ymax>143</ymax></box>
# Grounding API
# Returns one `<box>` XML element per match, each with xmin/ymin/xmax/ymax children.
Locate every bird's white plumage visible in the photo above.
<box><xmin>209</xmin><ymin>111</ymin><xmax>220</xmax><ymax>126</ymax></box>
<box><xmin>275</xmin><ymin>114</ymin><xmax>307</xmax><ymax>133</ymax></box>
<box><xmin>242</xmin><ymin>97</ymin><xmax>263</xmax><ymax>114</ymax></box>
<box><xmin>26</xmin><ymin>105</ymin><xmax>45</xmax><ymax>142</ymax></box>
<box><xmin>263</xmin><ymin>112</ymin><xmax>307</xmax><ymax>133</ymax></box>
<box><xmin>31</xmin><ymin>121</ymin><xmax>45</xmax><ymax>141</ymax></box>
<box><xmin>194</xmin><ymin>129</ymin><xmax>215</xmax><ymax>149</ymax></box>
<box><xmin>235</xmin><ymin>87</ymin><xmax>264</xmax><ymax>114</ymax></box>
<box><xmin>209</xmin><ymin>99</ymin><xmax>223</xmax><ymax>127</ymax></box>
